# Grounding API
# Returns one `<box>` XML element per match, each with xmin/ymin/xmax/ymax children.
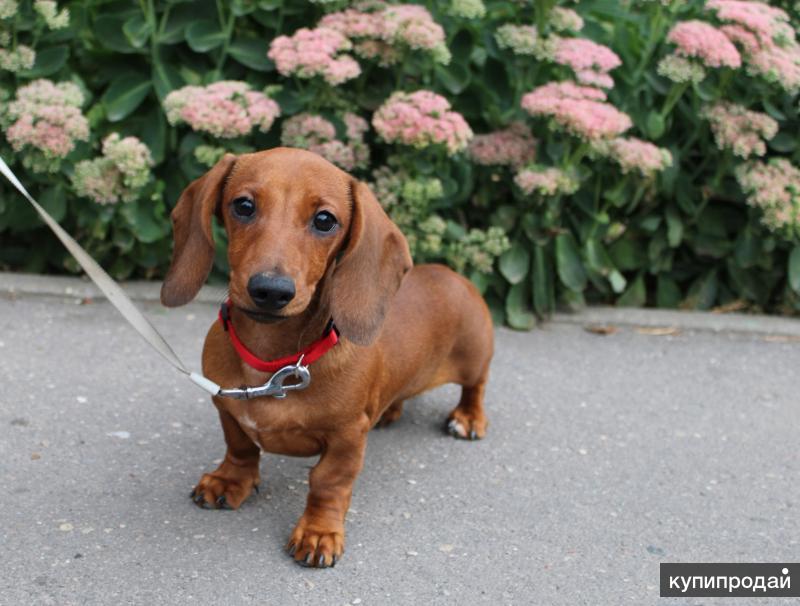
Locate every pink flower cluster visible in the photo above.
<box><xmin>468</xmin><ymin>122</ymin><xmax>537</xmax><ymax>168</ymax></box>
<box><xmin>494</xmin><ymin>24</ymin><xmax>539</xmax><ymax>56</ymax></box>
<box><xmin>373</xmin><ymin>90</ymin><xmax>472</xmax><ymax>154</ymax></box>
<box><xmin>72</xmin><ymin>133</ymin><xmax>153</xmax><ymax>205</ymax></box>
<box><xmin>550</xmin><ymin>7</ymin><xmax>584</xmax><ymax>33</ymax></box>
<box><xmin>549</xmin><ymin>36</ymin><xmax>621</xmax><ymax>89</ymax></box>
<box><xmin>514</xmin><ymin>166</ymin><xmax>578</xmax><ymax>197</ymax></box>
<box><xmin>0</xmin><ymin>45</ymin><xmax>35</xmax><ymax>72</ymax></box>
<box><xmin>706</xmin><ymin>0</ymin><xmax>800</xmax><ymax>93</ymax></box>
<box><xmin>0</xmin><ymin>0</ymin><xmax>17</xmax><ymax>19</ymax></box>
<box><xmin>521</xmin><ymin>82</ymin><xmax>632</xmax><ymax>140</ymax></box>
<box><xmin>746</xmin><ymin>45</ymin><xmax>800</xmax><ymax>92</ymax></box>
<box><xmin>268</xmin><ymin>27</ymin><xmax>361</xmax><ymax>85</ymax></box>
<box><xmin>320</xmin><ymin>2</ymin><xmax>450</xmax><ymax>65</ymax></box>
<box><xmin>163</xmin><ymin>81</ymin><xmax>280</xmax><ymax>139</ymax></box>
<box><xmin>665</xmin><ymin>20</ymin><xmax>742</xmax><ymax>68</ymax></box>
<box><xmin>657</xmin><ymin>54</ymin><xmax>707</xmax><ymax>83</ymax></box>
<box><xmin>280</xmin><ymin>112</ymin><xmax>370</xmax><ymax>171</ymax></box>
<box><xmin>3</xmin><ymin>79</ymin><xmax>89</xmax><ymax>170</ymax></box>
<box><xmin>735</xmin><ymin>159</ymin><xmax>800</xmax><ymax>233</ymax></box>
<box><xmin>706</xmin><ymin>1</ymin><xmax>792</xmax><ymax>48</ymax></box>
<box><xmin>594</xmin><ymin>137</ymin><xmax>673</xmax><ymax>176</ymax></box>
<box><xmin>701</xmin><ymin>102</ymin><xmax>778</xmax><ymax>158</ymax></box>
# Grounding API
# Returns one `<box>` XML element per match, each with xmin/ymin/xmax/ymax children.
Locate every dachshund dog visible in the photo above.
<box><xmin>161</xmin><ymin>148</ymin><xmax>493</xmax><ymax>568</ymax></box>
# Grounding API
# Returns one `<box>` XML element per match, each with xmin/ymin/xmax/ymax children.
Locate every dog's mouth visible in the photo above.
<box><xmin>239</xmin><ymin>308</ymin><xmax>288</xmax><ymax>324</ymax></box>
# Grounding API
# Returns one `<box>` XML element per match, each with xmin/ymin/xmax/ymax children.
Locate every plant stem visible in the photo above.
<box><xmin>632</xmin><ymin>4</ymin><xmax>664</xmax><ymax>83</ymax></box>
<box><xmin>660</xmin><ymin>82</ymin><xmax>690</xmax><ymax>117</ymax></box>
<box><xmin>214</xmin><ymin>0</ymin><xmax>236</xmax><ymax>75</ymax></box>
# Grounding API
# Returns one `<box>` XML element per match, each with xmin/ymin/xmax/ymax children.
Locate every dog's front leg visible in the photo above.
<box><xmin>191</xmin><ymin>407</ymin><xmax>261</xmax><ymax>509</ymax></box>
<box><xmin>287</xmin><ymin>422</ymin><xmax>368</xmax><ymax>568</ymax></box>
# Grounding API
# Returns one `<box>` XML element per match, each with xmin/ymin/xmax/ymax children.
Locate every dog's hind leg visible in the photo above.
<box><xmin>375</xmin><ymin>399</ymin><xmax>404</xmax><ymax>428</ymax></box>
<box><xmin>446</xmin><ymin>373</ymin><xmax>488</xmax><ymax>441</ymax></box>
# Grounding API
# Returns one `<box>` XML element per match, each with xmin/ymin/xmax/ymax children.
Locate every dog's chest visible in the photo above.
<box><xmin>227</xmin><ymin>399</ymin><xmax>326</xmax><ymax>457</ymax></box>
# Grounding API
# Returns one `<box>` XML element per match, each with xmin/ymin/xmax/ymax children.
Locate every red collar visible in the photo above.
<box><xmin>218</xmin><ymin>300</ymin><xmax>339</xmax><ymax>373</ymax></box>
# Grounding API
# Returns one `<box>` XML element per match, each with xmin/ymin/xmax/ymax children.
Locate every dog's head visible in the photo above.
<box><xmin>160</xmin><ymin>147</ymin><xmax>412</xmax><ymax>345</ymax></box>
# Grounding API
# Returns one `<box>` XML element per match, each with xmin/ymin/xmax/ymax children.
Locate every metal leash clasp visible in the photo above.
<box><xmin>217</xmin><ymin>357</ymin><xmax>311</xmax><ymax>400</ymax></box>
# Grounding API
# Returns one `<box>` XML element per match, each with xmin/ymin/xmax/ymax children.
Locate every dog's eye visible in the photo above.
<box><xmin>312</xmin><ymin>211</ymin><xmax>337</xmax><ymax>233</ymax></box>
<box><xmin>231</xmin><ymin>197</ymin><xmax>255</xmax><ymax>221</ymax></box>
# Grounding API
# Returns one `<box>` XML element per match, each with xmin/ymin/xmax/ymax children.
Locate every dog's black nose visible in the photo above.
<box><xmin>247</xmin><ymin>274</ymin><xmax>296</xmax><ymax>311</ymax></box>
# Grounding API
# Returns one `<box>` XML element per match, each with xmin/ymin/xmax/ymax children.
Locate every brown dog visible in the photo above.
<box><xmin>161</xmin><ymin>148</ymin><xmax>493</xmax><ymax>568</ymax></box>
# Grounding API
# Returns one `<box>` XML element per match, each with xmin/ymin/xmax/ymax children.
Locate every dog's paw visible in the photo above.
<box><xmin>445</xmin><ymin>409</ymin><xmax>487</xmax><ymax>441</ymax></box>
<box><xmin>190</xmin><ymin>462</ymin><xmax>259</xmax><ymax>510</ymax></box>
<box><xmin>286</xmin><ymin>520</ymin><xmax>344</xmax><ymax>569</ymax></box>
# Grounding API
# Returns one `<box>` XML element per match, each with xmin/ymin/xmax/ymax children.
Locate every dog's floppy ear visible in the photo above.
<box><xmin>330</xmin><ymin>180</ymin><xmax>413</xmax><ymax>346</ymax></box>
<box><xmin>161</xmin><ymin>154</ymin><xmax>237</xmax><ymax>307</ymax></box>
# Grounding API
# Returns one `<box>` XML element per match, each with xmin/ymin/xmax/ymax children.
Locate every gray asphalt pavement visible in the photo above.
<box><xmin>2</xmin><ymin>276</ymin><xmax>800</xmax><ymax>605</ymax></box>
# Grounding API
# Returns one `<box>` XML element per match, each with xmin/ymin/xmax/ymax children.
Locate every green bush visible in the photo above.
<box><xmin>1</xmin><ymin>0</ymin><xmax>800</xmax><ymax>326</ymax></box>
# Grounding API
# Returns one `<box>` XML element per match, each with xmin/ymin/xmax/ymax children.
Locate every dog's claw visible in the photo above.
<box><xmin>288</xmin><ymin>543</ymin><xmax>297</xmax><ymax>557</ymax></box>
<box><xmin>317</xmin><ymin>554</ymin><xmax>325</xmax><ymax>568</ymax></box>
<box><xmin>331</xmin><ymin>555</ymin><xmax>337</xmax><ymax>568</ymax></box>
<box><xmin>189</xmin><ymin>489</ymin><xmax>196</xmax><ymax>498</ymax></box>
<box><xmin>446</xmin><ymin>419</ymin><xmax>458</xmax><ymax>435</ymax></box>
<box><xmin>253</xmin><ymin>484</ymin><xmax>259</xmax><ymax>494</ymax></box>
<box><xmin>469</xmin><ymin>430</ymin><xmax>477</xmax><ymax>440</ymax></box>
<box><xmin>303</xmin><ymin>552</ymin><xmax>312</xmax><ymax>566</ymax></box>
<box><xmin>216</xmin><ymin>495</ymin><xmax>231</xmax><ymax>510</ymax></box>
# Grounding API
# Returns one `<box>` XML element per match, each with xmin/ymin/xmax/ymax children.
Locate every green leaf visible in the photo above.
<box><xmin>665</xmin><ymin>205</ymin><xmax>683</xmax><ymax>248</ymax></box>
<box><xmin>609</xmin><ymin>237</ymin><xmax>645</xmax><ymax>271</ymax></box>
<box><xmin>789</xmin><ymin>247</ymin><xmax>800</xmax><ymax>294</ymax></box>
<box><xmin>120</xmin><ymin>199</ymin><xmax>168</xmax><ymax>244</ymax></box>
<box><xmin>486</xmin><ymin>295</ymin><xmax>505</xmax><ymax>326</ymax></box>
<box><xmin>617</xmin><ymin>273</ymin><xmax>646</xmax><ymax>307</ymax></box>
<box><xmin>505</xmin><ymin>283</ymin><xmax>536</xmax><ymax>330</ymax></box>
<box><xmin>491</xmin><ymin>205</ymin><xmax>518</xmax><ymax>232</ymax></box>
<box><xmin>94</xmin><ymin>15</ymin><xmax>139</xmax><ymax>53</ymax></box>
<box><xmin>768</xmin><ymin>132</ymin><xmax>796</xmax><ymax>153</ymax></box>
<box><xmin>646</xmin><ymin>112</ymin><xmax>665</xmax><ymax>139</ymax></box>
<box><xmin>39</xmin><ymin>185</ymin><xmax>66</xmax><ymax>222</ymax></box>
<box><xmin>531</xmin><ymin>244</ymin><xmax>554</xmax><ymax>316</ymax></box>
<box><xmin>555</xmin><ymin>233</ymin><xmax>587</xmax><ymax>292</ymax></box>
<box><xmin>685</xmin><ymin>270</ymin><xmax>718</xmax><ymax>309</ymax></box>
<box><xmin>762</xmin><ymin>99</ymin><xmax>786</xmax><ymax>121</ymax></box>
<box><xmin>186</xmin><ymin>19</ymin><xmax>226</xmax><ymax>52</ymax></box>
<box><xmin>469</xmin><ymin>270</ymin><xmax>490</xmax><ymax>295</ymax></box>
<box><xmin>140</xmin><ymin>107</ymin><xmax>167</xmax><ymax>164</ymax></box>
<box><xmin>498</xmin><ymin>243</ymin><xmax>530</xmax><ymax>285</ymax></box>
<box><xmin>102</xmin><ymin>73</ymin><xmax>152</xmax><ymax>122</ymax></box>
<box><xmin>656</xmin><ymin>275</ymin><xmax>681</xmax><ymax>308</ymax></box>
<box><xmin>19</xmin><ymin>45</ymin><xmax>68</xmax><ymax>78</ymax></box>
<box><xmin>152</xmin><ymin>57</ymin><xmax>184</xmax><ymax>101</ymax></box>
<box><xmin>122</xmin><ymin>14</ymin><xmax>152</xmax><ymax>48</ymax></box>
<box><xmin>231</xmin><ymin>0</ymin><xmax>257</xmax><ymax>15</ymax></box>
<box><xmin>691</xmin><ymin>233</ymin><xmax>732</xmax><ymax>259</ymax></box>
<box><xmin>450</xmin><ymin>29</ymin><xmax>473</xmax><ymax>62</ymax></box>
<box><xmin>229</xmin><ymin>37</ymin><xmax>273</xmax><ymax>71</ymax></box>
<box><xmin>272</xmin><ymin>87</ymin><xmax>303</xmax><ymax>115</ymax></box>
<box><xmin>158</xmin><ymin>7</ymin><xmax>193</xmax><ymax>44</ymax></box>
<box><xmin>734</xmin><ymin>227</ymin><xmax>760</xmax><ymax>268</ymax></box>
<box><xmin>640</xmin><ymin>215</ymin><xmax>661</xmax><ymax>233</ymax></box>
<box><xmin>609</xmin><ymin>270</ymin><xmax>627</xmax><ymax>294</ymax></box>
<box><xmin>178</xmin><ymin>132</ymin><xmax>206</xmax><ymax>180</ymax></box>
<box><xmin>435</xmin><ymin>62</ymin><xmax>471</xmax><ymax>95</ymax></box>
<box><xmin>727</xmin><ymin>259</ymin><xmax>765</xmax><ymax>302</ymax></box>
